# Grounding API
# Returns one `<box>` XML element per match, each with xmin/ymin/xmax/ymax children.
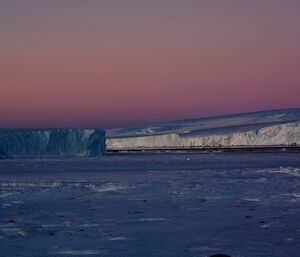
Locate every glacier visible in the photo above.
<box><xmin>0</xmin><ymin>129</ymin><xmax>105</xmax><ymax>158</ymax></box>
<box><xmin>106</xmin><ymin>109</ymin><xmax>300</xmax><ymax>151</ymax></box>
<box><xmin>1</xmin><ymin>109</ymin><xmax>300</xmax><ymax>155</ymax></box>
<box><xmin>107</xmin><ymin>123</ymin><xmax>300</xmax><ymax>150</ymax></box>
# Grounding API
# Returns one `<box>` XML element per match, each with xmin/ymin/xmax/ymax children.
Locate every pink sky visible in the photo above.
<box><xmin>0</xmin><ymin>0</ymin><xmax>299</xmax><ymax>128</ymax></box>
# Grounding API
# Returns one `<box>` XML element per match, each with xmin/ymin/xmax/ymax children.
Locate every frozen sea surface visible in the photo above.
<box><xmin>0</xmin><ymin>152</ymin><xmax>300</xmax><ymax>257</ymax></box>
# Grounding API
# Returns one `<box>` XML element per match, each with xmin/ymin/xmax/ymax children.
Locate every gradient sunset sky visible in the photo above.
<box><xmin>1</xmin><ymin>0</ymin><xmax>299</xmax><ymax>128</ymax></box>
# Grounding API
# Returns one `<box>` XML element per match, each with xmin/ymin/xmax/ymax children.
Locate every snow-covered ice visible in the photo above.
<box><xmin>0</xmin><ymin>152</ymin><xmax>299</xmax><ymax>257</ymax></box>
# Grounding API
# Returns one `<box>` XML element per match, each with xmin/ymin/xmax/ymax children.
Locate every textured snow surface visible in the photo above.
<box><xmin>0</xmin><ymin>153</ymin><xmax>299</xmax><ymax>257</ymax></box>
<box><xmin>106</xmin><ymin>109</ymin><xmax>300</xmax><ymax>150</ymax></box>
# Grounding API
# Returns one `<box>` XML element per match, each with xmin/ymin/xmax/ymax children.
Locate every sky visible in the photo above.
<box><xmin>0</xmin><ymin>0</ymin><xmax>300</xmax><ymax>128</ymax></box>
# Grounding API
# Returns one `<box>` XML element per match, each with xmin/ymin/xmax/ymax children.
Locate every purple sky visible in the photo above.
<box><xmin>0</xmin><ymin>0</ymin><xmax>299</xmax><ymax>128</ymax></box>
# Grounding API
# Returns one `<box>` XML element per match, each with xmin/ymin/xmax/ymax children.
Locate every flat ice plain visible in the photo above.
<box><xmin>0</xmin><ymin>152</ymin><xmax>300</xmax><ymax>257</ymax></box>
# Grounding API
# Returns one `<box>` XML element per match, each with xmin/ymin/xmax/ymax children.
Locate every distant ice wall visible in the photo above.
<box><xmin>0</xmin><ymin>129</ymin><xmax>105</xmax><ymax>158</ymax></box>
<box><xmin>106</xmin><ymin>123</ymin><xmax>300</xmax><ymax>150</ymax></box>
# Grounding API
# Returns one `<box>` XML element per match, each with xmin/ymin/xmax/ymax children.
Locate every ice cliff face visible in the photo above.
<box><xmin>106</xmin><ymin>123</ymin><xmax>300</xmax><ymax>150</ymax></box>
<box><xmin>0</xmin><ymin>129</ymin><xmax>105</xmax><ymax>158</ymax></box>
